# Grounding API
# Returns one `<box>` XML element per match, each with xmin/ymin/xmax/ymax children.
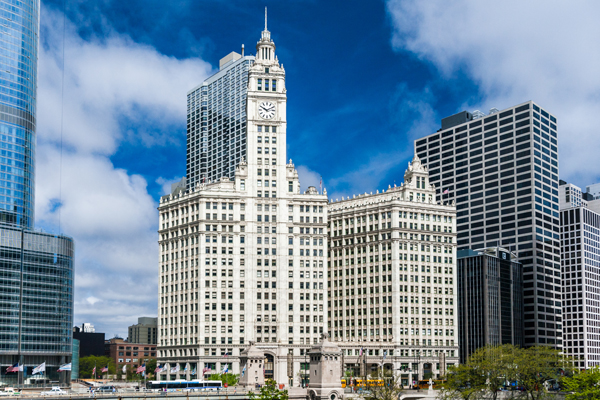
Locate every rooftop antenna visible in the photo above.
<box><xmin>265</xmin><ymin>7</ymin><xmax>267</xmax><ymax>30</ymax></box>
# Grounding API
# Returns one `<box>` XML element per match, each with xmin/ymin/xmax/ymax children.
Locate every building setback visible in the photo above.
<box><xmin>457</xmin><ymin>247</ymin><xmax>523</xmax><ymax>364</ymax></box>
<box><xmin>0</xmin><ymin>0</ymin><xmax>75</xmax><ymax>385</ymax></box>
<box><xmin>415</xmin><ymin>101</ymin><xmax>562</xmax><ymax>348</ymax></box>
<box><xmin>559</xmin><ymin>181</ymin><xmax>600</xmax><ymax>368</ymax></box>
<box><xmin>128</xmin><ymin>317</ymin><xmax>158</xmax><ymax>345</ymax></box>
<box><xmin>157</xmin><ymin>20</ymin><xmax>328</xmax><ymax>385</ymax></box>
<box><xmin>328</xmin><ymin>156</ymin><xmax>458</xmax><ymax>385</ymax></box>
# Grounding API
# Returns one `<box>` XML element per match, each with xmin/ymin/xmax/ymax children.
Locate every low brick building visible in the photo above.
<box><xmin>105</xmin><ymin>337</ymin><xmax>156</xmax><ymax>372</ymax></box>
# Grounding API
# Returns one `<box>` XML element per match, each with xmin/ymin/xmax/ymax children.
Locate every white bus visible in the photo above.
<box><xmin>146</xmin><ymin>380</ymin><xmax>223</xmax><ymax>392</ymax></box>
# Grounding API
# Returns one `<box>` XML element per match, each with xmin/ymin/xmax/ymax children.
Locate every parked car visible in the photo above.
<box><xmin>0</xmin><ymin>388</ymin><xmax>21</xmax><ymax>396</ymax></box>
<box><xmin>96</xmin><ymin>386</ymin><xmax>117</xmax><ymax>393</ymax></box>
<box><xmin>41</xmin><ymin>387</ymin><xmax>67</xmax><ymax>396</ymax></box>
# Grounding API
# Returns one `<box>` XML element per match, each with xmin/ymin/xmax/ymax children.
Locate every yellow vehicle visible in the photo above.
<box><xmin>352</xmin><ymin>379</ymin><xmax>384</xmax><ymax>388</ymax></box>
<box><xmin>341</xmin><ymin>379</ymin><xmax>346</xmax><ymax>388</ymax></box>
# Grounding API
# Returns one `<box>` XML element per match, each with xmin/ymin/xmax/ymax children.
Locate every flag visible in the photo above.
<box><xmin>155</xmin><ymin>365</ymin><xmax>162</xmax><ymax>374</ymax></box>
<box><xmin>443</xmin><ymin>189</ymin><xmax>449</xmax><ymax>194</ymax></box>
<box><xmin>7</xmin><ymin>363</ymin><xmax>21</xmax><ymax>373</ymax></box>
<box><xmin>32</xmin><ymin>362</ymin><xmax>46</xmax><ymax>375</ymax></box>
<box><xmin>170</xmin><ymin>364</ymin><xmax>179</xmax><ymax>374</ymax></box>
<box><xmin>136</xmin><ymin>364</ymin><xmax>146</xmax><ymax>374</ymax></box>
<box><xmin>191</xmin><ymin>368</ymin><xmax>196</xmax><ymax>376</ymax></box>
<box><xmin>241</xmin><ymin>365</ymin><xmax>246</xmax><ymax>378</ymax></box>
<box><xmin>222</xmin><ymin>364</ymin><xmax>228</xmax><ymax>374</ymax></box>
<box><xmin>359</xmin><ymin>348</ymin><xmax>363</xmax><ymax>356</ymax></box>
<box><xmin>58</xmin><ymin>363</ymin><xmax>71</xmax><ymax>372</ymax></box>
<box><xmin>224</xmin><ymin>352</ymin><xmax>228</xmax><ymax>358</ymax></box>
<box><xmin>202</xmin><ymin>366</ymin><xmax>210</xmax><ymax>375</ymax></box>
<box><xmin>101</xmin><ymin>366</ymin><xmax>108</xmax><ymax>373</ymax></box>
<box><xmin>184</xmin><ymin>365</ymin><xmax>188</xmax><ymax>372</ymax></box>
<box><xmin>92</xmin><ymin>366</ymin><xmax>96</xmax><ymax>376</ymax></box>
<box><xmin>122</xmin><ymin>365</ymin><xmax>126</xmax><ymax>373</ymax></box>
<box><xmin>383</xmin><ymin>350</ymin><xmax>387</xmax><ymax>360</ymax></box>
<box><xmin>319</xmin><ymin>177</ymin><xmax>322</xmax><ymax>193</ymax></box>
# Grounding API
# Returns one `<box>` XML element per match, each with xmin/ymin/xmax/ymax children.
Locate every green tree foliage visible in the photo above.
<box><xmin>145</xmin><ymin>359</ymin><xmax>157</xmax><ymax>380</ymax></box>
<box><xmin>79</xmin><ymin>356</ymin><xmax>116</xmax><ymax>378</ymax></box>
<box><xmin>208</xmin><ymin>372</ymin><xmax>239</xmax><ymax>386</ymax></box>
<box><xmin>249</xmin><ymin>379</ymin><xmax>288</xmax><ymax>400</ymax></box>
<box><xmin>439</xmin><ymin>345</ymin><xmax>574</xmax><ymax>400</ymax></box>
<box><xmin>562</xmin><ymin>366</ymin><xmax>600</xmax><ymax>400</ymax></box>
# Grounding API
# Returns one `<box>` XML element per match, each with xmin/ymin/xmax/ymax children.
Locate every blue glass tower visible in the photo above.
<box><xmin>0</xmin><ymin>0</ymin><xmax>37</xmax><ymax>228</ymax></box>
<box><xmin>0</xmin><ymin>0</ymin><xmax>74</xmax><ymax>386</ymax></box>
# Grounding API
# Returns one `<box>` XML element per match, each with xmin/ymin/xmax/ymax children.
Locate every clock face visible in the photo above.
<box><xmin>259</xmin><ymin>101</ymin><xmax>276</xmax><ymax>119</ymax></box>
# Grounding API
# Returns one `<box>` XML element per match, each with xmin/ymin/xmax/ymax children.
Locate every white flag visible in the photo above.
<box><xmin>58</xmin><ymin>363</ymin><xmax>71</xmax><ymax>372</ymax></box>
<box><xmin>32</xmin><ymin>362</ymin><xmax>46</xmax><ymax>375</ymax></box>
<box><xmin>122</xmin><ymin>365</ymin><xmax>126</xmax><ymax>373</ymax></box>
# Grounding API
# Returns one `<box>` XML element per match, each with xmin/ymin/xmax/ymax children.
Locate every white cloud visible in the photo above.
<box><xmin>35</xmin><ymin>6</ymin><xmax>213</xmax><ymax>336</ymax></box>
<box><xmin>386</xmin><ymin>0</ymin><xmax>600</xmax><ymax>187</ymax></box>
<box><xmin>156</xmin><ymin>176</ymin><xmax>184</xmax><ymax>196</ymax></box>
<box><xmin>296</xmin><ymin>165</ymin><xmax>322</xmax><ymax>193</ymax></box>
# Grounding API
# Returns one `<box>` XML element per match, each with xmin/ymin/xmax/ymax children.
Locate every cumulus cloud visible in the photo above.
<box><xmin>35</xmin><ymin>6</ymin><xmax>212</xmax><ymax>336</ymax></box>
<box><xmin>296</xmin><ymin>165</ymin><xmax>322</xmax><ymax>193</ymax></box>
<box><xmin>386</xmin><ymin>0</ymin><xmax>600</xmax><ymax>186</ymax></box>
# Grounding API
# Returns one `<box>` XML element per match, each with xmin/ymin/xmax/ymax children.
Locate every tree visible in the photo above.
<box><xmin>249</xmin><ymin>379</ymin><xmax>288</xmax><ymax>400</ymax></box>
<box><xmin>145</xmin><ymin>359</ymin><xmax>157</xmax><ymax>380</ymax></box>
<box><xmin>438</xmin><ymin>363</ymin><xmax>487</xmax><ymax>400</ymax></box>
<box><xmin>438</xmin><ymin>345</ymin><xmax>574</xmax><ymax>400</ymax></box>
<box><xmin>79</xmin><ymin>356</ymin><xmax>116</xmax><ymax>378</ymax></box>
<box><xmin>561</xmin><ymin>366</ymin><xmax>600</xmax><ymax>400</ymax></box>
<box><xmin>513</xmin><ymin>345</ymin><xmax>574</xmax><ymax>400</ymax></box>
<box><xmin>208</xmin><ymin>372</ymin><xmax>239</xmax><ymax>386</ymax></box>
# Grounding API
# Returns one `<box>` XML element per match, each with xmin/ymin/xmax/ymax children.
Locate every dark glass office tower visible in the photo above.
<box><xmin>457</xmin><ymin>247</ymin><xmax>523</xmax><ymax>363</ymax></box>
<box><xmin>0</xmin><ymin>0</ymin><xmax>75</xmax><ymax>385</ymax></box>
<box><xmin>415</xmin><ymin>101</ymin><xmax>562</xmax><ymax>348</ymax></box>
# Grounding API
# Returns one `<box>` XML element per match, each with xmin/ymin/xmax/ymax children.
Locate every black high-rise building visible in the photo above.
<box><xmin>415</xmin><ymin>101</ymin><xmax>561</xmax><ymax>348</ymax></box>
<box><xmin>457</xmin><ymin>247</ymin><xmax>523</xmax><ymax>363</ymax></box>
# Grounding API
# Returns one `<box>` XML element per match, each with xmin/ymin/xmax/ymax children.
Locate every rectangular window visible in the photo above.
<box><xmin>272</xmin><ymin>79</ymin><xmax>277</xmax><ymax>91</ymax></box>
<box><xmin>257</xmin><ymin>79</ymin><xmax>262</xmax><ymax>90</ymax></box>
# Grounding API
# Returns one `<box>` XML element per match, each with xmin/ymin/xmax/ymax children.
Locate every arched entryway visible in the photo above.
<box><xmin>264</xmin><ymin>354</ymin><xmax>274</xmax><ymax>380</ymax></box>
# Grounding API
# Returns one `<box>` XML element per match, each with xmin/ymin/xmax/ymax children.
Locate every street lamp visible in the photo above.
<box><xmin>303</xmin><ymin>351</ymin><xmax>307</xmax><ymax>388</ymax></box>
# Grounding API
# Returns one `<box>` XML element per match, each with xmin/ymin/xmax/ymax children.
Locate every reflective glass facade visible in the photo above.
<box><xmin>0</xmin><ymin>0</ymin><xmax>38</xmax><ymax>228</ymax></box>
<box><xmin>0</xmin><ymin>224</ymin><xmax>74</xmax><ymax>383</ymax></box>
<box><xmin>0</xmin><ymin>0</ymin><xmax>75</xmax><ymax>385</ymax></box>
<box><xmin>186</xmin><ymin>55</ymin><xmax>253</xmax><ymax>189</ymax></box>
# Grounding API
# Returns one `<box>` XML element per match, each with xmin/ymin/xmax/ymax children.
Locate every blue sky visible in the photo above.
<box><xmin>34</xmin><ymin>0</ymin><xmax>600</xmax><ymax>336</ymax></box>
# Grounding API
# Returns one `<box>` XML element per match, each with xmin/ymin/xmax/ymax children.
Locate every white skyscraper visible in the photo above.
<box><xmin>559</xmin><ymin>180</ymin><xmax>600</xmax><ymax>368</ymax></box>
<box><xmin>157</xmin><ymin>16</ymin><xmax>328</xmax><ymax>385</ymax></box>
<box><xmin>328</xmin><ymin>156</ymin><xmax>458</xmax><ymax>385</ymax></box>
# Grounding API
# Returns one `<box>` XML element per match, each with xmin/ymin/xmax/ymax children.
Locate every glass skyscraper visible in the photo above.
<box><xmin>0</xmin><ymin>0</ymin><xmax>37</xmax><ymax>228</ymax></box>
<box><xmin>186</xmin><ymin>52</ymin><xmax>254</xmax><ymax>190</ymax></box>
<box><xmin>0</xmin><ymin>0</ymin><xmax>74</xmax><ymax>385</ymax></box>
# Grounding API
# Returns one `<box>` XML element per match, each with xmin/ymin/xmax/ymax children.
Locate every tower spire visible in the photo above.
<box><xmin>265</xmin><ymin>7</ymin><xmax>267</xmax><ymax>31</ymax></box>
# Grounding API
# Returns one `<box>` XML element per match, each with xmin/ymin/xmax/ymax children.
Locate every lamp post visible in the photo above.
<box><xmin>303</xmin><ymin>352</ymin><xmax>307</xmax><ymax>388</ymax></box>
<box><xmin>414</xmin><ymin>350</ymin><xmax>421</xmax><ymax>391</ymax></box>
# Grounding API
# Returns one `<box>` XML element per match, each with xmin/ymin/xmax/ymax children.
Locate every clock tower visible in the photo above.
<box><xmin>157</xmin><ymin>11</ymin><xmax>329</xmax><ymax>387</ymax></box>
<box><xmin>245</xmin><ymin>9</ymin><xmax>288</xmax><ymax>196</ymax></box>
